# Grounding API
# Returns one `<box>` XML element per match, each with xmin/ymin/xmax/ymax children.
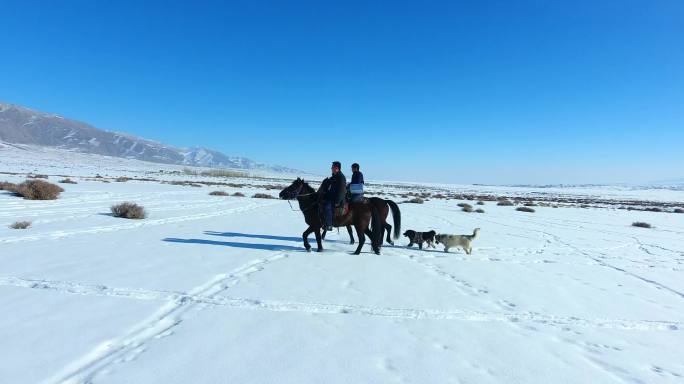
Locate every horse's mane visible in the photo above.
<box><xmin>299</xmin><ymin>179</ymin><xmax>316</xmax><ymax>194</ymax></box>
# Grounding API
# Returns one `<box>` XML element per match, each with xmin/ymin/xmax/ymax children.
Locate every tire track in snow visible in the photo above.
<box><xmin>40</xmin><ymin>252</ymin><xmax>289</xmax><ymax>384</ymax></box>
<box><xmin>456</xmin><ymin>211</ymin><xmax>684</xmax><ymax>301</ymax></box>
<box><xmin>2</xmin><ymin>275</ymin><xmax>678</xmax><ymax>333</ymax></box>
<box><xmin>0</xmin><ymin>201</ymin><xmax>278</xmax><ymax>244</ymax></box>
<box><xmin>544</xmin><ymin>232</ymin><xmax>684</xmax><ymax>300</ymax></box>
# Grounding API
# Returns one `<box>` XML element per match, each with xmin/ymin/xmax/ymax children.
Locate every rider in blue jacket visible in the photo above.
<box><xmin>349</xmin><ymin>163</ymin><xmax>364</xmax><ymax>203</ymax></box>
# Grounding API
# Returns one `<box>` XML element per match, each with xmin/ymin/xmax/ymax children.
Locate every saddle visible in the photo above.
<box><xmin>318</xmin><ymin>201</ymin><xmax>351</xmax><ymax>227</ymax></box>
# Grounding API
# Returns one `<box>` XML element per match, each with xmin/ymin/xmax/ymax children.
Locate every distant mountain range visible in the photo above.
<box><xmin>0</xmin><ymin>102</ymin><xmax>301</xmax><ymax>173</ymax></box>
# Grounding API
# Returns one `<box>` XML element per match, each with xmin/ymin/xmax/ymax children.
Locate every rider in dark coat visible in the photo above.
<box><xmin>323</xmin><ymin>161</ymin><xmax>346</xmax><ymax>230</ymax></box>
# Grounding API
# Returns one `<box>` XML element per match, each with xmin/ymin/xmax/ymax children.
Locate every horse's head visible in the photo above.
<box><xmin>279</xmin><ymin>177</ymin><xmax>307</xmax><ymax>200</ymax></box>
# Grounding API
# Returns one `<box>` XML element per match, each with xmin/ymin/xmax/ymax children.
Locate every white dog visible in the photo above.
<box><xmin>435</xmin><ymin>228</ymin><xmax>480</xmax><ymax>254</ymax></box>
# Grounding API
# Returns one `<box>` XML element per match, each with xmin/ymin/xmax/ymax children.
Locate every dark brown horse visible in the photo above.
<box><xmin>279</xmin><ymin>178</ymin><xmax>400</xmax><ymax>254</ymax></box>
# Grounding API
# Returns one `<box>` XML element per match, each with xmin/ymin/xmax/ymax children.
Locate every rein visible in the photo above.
<box><xmin>285</xmin><ymin>182</ymin><xmax>318</xmax><ymax>212</ymax></box>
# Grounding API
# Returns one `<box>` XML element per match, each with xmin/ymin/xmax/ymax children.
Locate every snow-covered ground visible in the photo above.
<box><xmin>1</xmin><ymin>149</ymin><xmax>684</xmax><ymax>383</ymax></box>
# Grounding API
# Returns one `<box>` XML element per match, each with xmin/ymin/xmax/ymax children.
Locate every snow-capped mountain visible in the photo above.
<box><xmin>0</xmin><ymin>102</ymin><xmax>301</xmax><ymax>173</ymax></box>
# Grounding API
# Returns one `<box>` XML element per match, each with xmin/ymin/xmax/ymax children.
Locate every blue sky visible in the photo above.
<box><xmin>1</xmin><ymin>0</ymin><xmax>682</xmax><ymax>184</ymax></box>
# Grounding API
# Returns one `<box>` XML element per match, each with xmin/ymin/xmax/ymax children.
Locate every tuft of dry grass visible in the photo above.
<box><xmin>209</xmin><ymin>191</ymin><xmax>229</xmax><ymax>196</ymax></box>
<box><xmin>475</xmin><ymin>208</ymin><xmax>485</xmax><ymax>213</ymax></box>
<box><xmin>497</xmin><ymin>200</ymin><xmax>514</xmax><ymax>206</ymax></box>
<box><xmin>644</xmin><ymin>207</ymin><xmax>663</xmax><ymax>212</ymax></box>
<box><xmin>59</xmin><ymin>178</ymin><xmax>78</xmax><ymax>184</ymax></box>
<box><xmin>13</xmin><ymin>180</ymin><xmax>64</xmax><ymax>200</ymax></box>
<box><xmin>406</xmin><ymin>197</ymin><xmax>424</xmax><ymax>204</ymax></box>
<box><xmin>252</xmin><ymin>193</ymin><xmax>275</xmax><ymax>199</ymax></box>
<box><xmin>27</xmin><ymin>174</ymin><xmax>48</xmax><ymax>179</ymax></box>
<box><xmin>0</xmin><ymin>181</ymin><xmax>17</xmax><ymax>191</ymax></box>
<box><xmin>632</xmin><ymin>222</ymin><xmax>652</xmax><ymax>228</ymax></box>
<box><xmin>9</xmin><ymin>221</ymin><xmax>31</xmax><ymax>229</ymax></box>
<box><xmin>524</xmin><ymin>202</ymin><xmax>537</xmax><ymax>207</ymax></box>
<box><xmin>115</xmin><ymin>176</ymin><xmax>130</xmax><ymax>182</ymax></box>
<box><xmin>111</xmin><ymin>202</ymin><xmax>147</xmax><ymax>219</ymax></box>
<box><xmin>674</xmin><ymin>208</ymin><xmax>684</xmax><ymax>214</ymax></box>
<box><xmin>476</xmin><ymin>201</ymin><xmax>485</xmax><ymax>205</ymax></box>
<box><xmin>516</xmin><ymin>206</ymin><xmax>536</xmax><ymax>213</ymax></box>
<box><xmin>232</xmin><ymin>192</ymin><xmax>245</xmax><ymax>197</ymax></box>
<box><xmin>462</xmin><ymin>205</ymin><xmax>474</xmax><ymax>212</ymax></box>
<box><xmin>457</xmin><ymin>203</ymin><xmax>473</xmax><ymax>209</ymax></box>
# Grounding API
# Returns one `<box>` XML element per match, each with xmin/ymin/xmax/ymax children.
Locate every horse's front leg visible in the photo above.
<box><xmin>314</xmin><ymin>227</ymin><xmax>323</xmax><ymax>252</ymax></box>
<box><xmin>302</xmin><ymin>226</ymin><xmax>313</xmax><ymax>252</ymax></box>
<box><xmin>347</xmin><ymin>225</ymin><xmax>355</xmax><ymax>245</ymax></box>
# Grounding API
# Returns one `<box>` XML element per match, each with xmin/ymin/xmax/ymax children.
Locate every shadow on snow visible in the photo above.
<box><xmin>163</xmin><ymin>237</ymin><xmax>305</xmax><ymax>252</ymax></box>
<box><xmin>204</xmin><ymin>231</ymin><xmax>348</xmax><ymax>244</ymax></box>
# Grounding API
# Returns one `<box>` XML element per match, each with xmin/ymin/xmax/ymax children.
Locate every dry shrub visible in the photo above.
<box><xmin>209</xmin><ymin>191</ymin><xmax>229</xmax><ymax>196</ymax></box>
<box><xmin>462</xmin><ymin>205</ymin><xmax>474</xmax><ymax>212</ymax></box>
<box><xmin>0</xmin><ymin>181</ymin><xmax>17</xmax><ymax>191</ymax></box>
<box><xmin>632</xmin><ymin>222</ymin><xmax>651</xmax><ymax>228</ymax></box>
<box><xmin>232</xmin><ymin>192</ymin><xmax>245</xmax><ymax>197</ymax></box>
<box><xmin>457</xmin><ymin>203</ymin><xmax>472</xmax><ymax>209</ymax></box>
<box><xmin>407</xmin><ymin>197</ymin><xmax>424</xmax><ymax>204</ymax></box>
<box><xmin>115</xmin><ymin>176</ymin><xmax>130</xmax><ymax>182</ymax></box>
<box><xmin>252</xmin><ymin>193</ymin><xmax>275</xmax><ymax>199</ymax></box>
<box><xmin>59</xmin><ymin>178</ymin><xmax>78</xmax><ymax>184</ymax></box>
<box><xmin>524</xmin><ymin>202</ymin><xmax>537</xmax><ymax>207</ymax></box>
<box><xmin>497</xmin><ymin>200</ymin><xmax>514</xmax><ymax>206</ymax></box>
<box><xmin>202</xmin><ymin>169</ymin><xmax>247</xmax><ymax>178</ymax></box>
<box><xmin>183</xmin><ymin>168</ymin><xmax>249</xmax><ymax>178</ymax></box>
<box><xmin>674</xmin><ymin>208</ymin><xmax>684</xmax><ymax>214</ymax></box>
<box><xmin>9</xmin><ymin>221</ymin><xmax>31</xmax><ymax>229</ymax></box>
<box><xmin>169</xmin><ymin>181</ymin><xmax>202</xmax><ymax>187</ymax></box>
<box><xmin>111</xmin><ymin>202</ymin><xmax>147</xmax><ymax>219</ymax></box>
<box><xmin>27</xmin><ymin>174</ymin><xmax>48</xmax><ymax>179</ymax></box>
<box><xmin>644</xmin><ymin>207</ymin><xmax>662</xmax><ymax>212</ymax></box>
<box><xmin>475</xmin><ymin>208</ymin><xmax>485</xmax><ymax>213</ymax></box>
<box><xmin>516</xmin><ymin>206</ymin><xmax>535</xmax><ymax>213</ymax></box>
<box><xmin>14</xmin><ymin>180</ymin><xmax>64</xmax><ymax>200</ymax></box>
<box><xmin>476</xmin><ymin>201</ymin><xmax>485</xmax><ymax>205</ymax></box>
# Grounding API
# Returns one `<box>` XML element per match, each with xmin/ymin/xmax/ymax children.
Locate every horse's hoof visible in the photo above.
<box><xmin>317</xmin><ymin>248</ymin><xmax>323</xmax><ymax>253</ymax></box>
<box><xmin>388</xmin><ymin>241</ymin><xmax>394</xmax><ymax>246</ymax></box>
<box><xmin>349</xmin><ymin>241</ymin><xmax>355</xmax><ymax>245</ymax></box>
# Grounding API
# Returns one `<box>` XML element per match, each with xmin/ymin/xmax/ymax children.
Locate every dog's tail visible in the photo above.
<box><xmin>471</xmin><ymin>228</ymin><xmax>480</xmax><ymax>240</ymax></box>
<box><xmin>385</xmin><ymin>199</ymin><xmax>401</xmax><ymax>240</ymax></box>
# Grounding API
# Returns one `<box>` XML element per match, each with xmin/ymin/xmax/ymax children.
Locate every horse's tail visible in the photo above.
<box><xmin>385</xmin><ymin>199</ymin><xmax>401</xmax><ymax>240</ymax></box>
<box><xmin>371</xmin><ymin>203</ymin><xmax>383</xmax><ymax>248</ymax></box>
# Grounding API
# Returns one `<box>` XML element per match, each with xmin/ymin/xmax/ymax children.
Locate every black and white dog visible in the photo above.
<box><xmin>403</xmin><ymin>230</ymin><xmax>436</xmax><ymax>250</ymax></box>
